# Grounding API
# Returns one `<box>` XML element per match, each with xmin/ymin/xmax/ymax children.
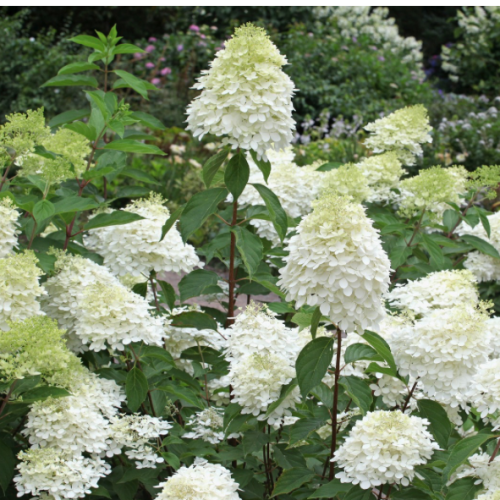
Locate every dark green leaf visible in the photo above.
<box><xmin>250</xmin><ymin>150</ymin><xmax>271</xmax><ymax>183</ymax></box>
<box><xmin>170</xmin><ymin>311</ymin><xmax>218</xmax><ymax>331</ymax></box>
<box><xmin>121</xmin><ymin>168</ymin><xmax>159</xmax><ymax>185</ymax></box>
<box><xmin>158</xmin><ymin>384</ymin><xmax>204</xmax><ymax>409</ymax></box>
<box><xmin>344</xmin><ymin>343</ymin><xmax>382</xmax><ymax>364</ymax></box>
<box><xmin>417</xmin><ymin>399</ymin><xmax>452</xmax><ymax>449</ymax></box>
<box><xmin>53</xmin><ymin>196</ymin><xmax>99</xmax><ymax>214</ymax></box>
<box><xmin>161</xmin><ymin>452</ymin><xmax>180</xmax><ymax>470</ymax></box>
<box><xmin>160</xmin><ymin>205</ymin><xmax>184</xmax><ymax>241</ymax></box>
<box><xmin>48</xmin><ymin>108</ymin><xmax>90</xmax><ymax>128</ymax></box>
<box><xmin>20</xmin><ymin>386</ymin><xmax>69</xmax><ymax>403</ymax></box>
<box><xmin>296</xmin><ymin>337</ymin><xmax>335</xmax><ymax>398</ymax></box>
<box><xmin>33</xmin><ymin>199</ymin><xmax>54</xmax><ymax>221</ymax></box>
<box><xmin>178</xmin><ymin>188</ymin><xmax>228</xmax><ymax>242</ymax></box>
<box><xmin>89</xmin><ymin>486</ymin><xmax>112</xmax><ymax>498</ymax></box>
<box><xmin>391</xmin><ymin>488</ymin><xmax>432</xmax><ymax>500</ymax></box>
<box><xmin>140</xmin><ymin>346</ymin><xmax>175</xmax><ymax>367</ymax></box>
<box><xmin>84</xmin><ymin>211</ymin><xmax>144</xmax><ymax>231</ymax></box>
<box><xmin>252</xmin><ymin>183</ymin><xmax>288</xmax><ymax>242</ymax></box>
<box><xmin>289</xmin><ymin>417</ymin><xmax>325</xmax><ymax>445</ymax></box>
<box><xmin>224</xmin><ymin>152</ymin><xmax>250</xmax><ymax>200</ymax></box>
<box><xmin>42</xmin><ymin>74</ymin><xmax>98</xmax><ymax>88</ymax></box>
<box><xmin>241</xmin><ymin>430</ymin><xmax>270</xmax><ymax>457</ymax></box>
<box><xmin>344</xmin><ymin>485</ymin><xmax>376</xmax><ymax>499</ymax></box>
<box><xmin>0</xmin><ymin>440</ymin><xmax>15</xmax><ymax>494</ymax></box>
<box><xmin>310</xmin><ymin>306</ymin><xmax>322</xmax><ymax>340</ymax></box>
<box><xmin>104</xmin><ymin>139</ymin><xmax>166</xmax><ymax>156</ymax></box>
<box><xmin>361</xmin><ymin>330</ymin><xmax>397</xmax><ymax>371</ymax></box>
<box><xmin>445</xmin><ymin>477</ymin><xmax>483</xmax><ymax>500</ymax></box>
<box><xmin>70</xmin><ymin>34</ymin><xmax>106</xmax><ymax>50</ymax></box>
<box><xmin>390</xmin><ymin>245</ymin><xmax>412</xmax><ymax>269</ymax></box>
<box><xmin>232</xmin><ymin>226</ymin><xmax>263</xmax><ymax>277</ymax></box>
<box><xmin>113</xmin><ymin>43</ymin><xmax>146</xmax><ymax>55</ymax></box>
<box><xmin>315</xmin><ymin>162</ymin><xmax>342</xmax><ymax>172</ymax></box>
<box><xmin>478</xmin><ymin>211</ymin><xmax>491</xmax><ymax>238</ymax></box>
<box><xmin>461</xmin><ymin>234</ymin><xmax>500</xmax><ymax>259</ymax></box>
<box><xmin>129</xmin><ymin>111</ymin><xmax>165</xmax><ymax>130</ymax></box>
<box><xmin>65</xmin><ymin>121</ymin><xmax>95</xmax><ymax>140</ymax></box>
<box><xmin>157</xmin><ymin>280</ymin><xmax>176</xmax><ymax>310</ymax></box>
<box><xmin>309</xmin><ymin>480</ymin><xmax>349</xmax><ymax>499</ymax></box>
<box><xmin>339</xmin><ymin>376</ymin><xmax>373</xmax><ymax>414</ymax></box>
<box><xmin>265</xmin><ymin>380</ymin><xmax>298</xmax><ymax>417</ymax></box>
<box><xmin>203</xmin><ymin>148</ymin><xmax>230</xmax><ymax>188</ymax></box>
<box><xmin>421</xmin><ymin>233</ymin><xmax>445</xmax><ymax>268</ymax></box>
<box><xmin>126</xmin><ymin>367</ymin><xmax>148</xmax><ymax>412</ymax></box>
<box><xmin>271</xmin><ymin>468</ymin><xmax>315</xmax><ymax>497</ymax></box>
<box><xmin>179</xmin><ymin>270</ymin><xmax>220</xmax><ymax>302</ymax></box>
<box><xmin>443</xmin><ymin>209</ymin><xmax>461</xmax><ymax>233</ymax></box>
<box><xmin>58</xmin><ymin>62</ymin><xmax>100</xmax><ymax>75</ymax></box>
<box><xmin>113</xmin><ymin>70</ymin><xmax>150</xmax><ymax>99</ymax></box>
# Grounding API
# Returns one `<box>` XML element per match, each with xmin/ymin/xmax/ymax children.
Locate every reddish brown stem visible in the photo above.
<box><xmin>0</xmin><ymin>164</ymin><xmax>12</xmax><ymax>191</ymax></box>
<box><xmin>225</xmin><ymin>200</ymin><xmax>238</xmax><ymax>328</ymax></box>
<box><xmin>329</xmin><ymin>328</ymin><xmax>343</xmax><ymax>483</ymax></box>
<box><xmin>402</xmin><ymin>381</ymin><xmax>418</xmax><ymax>412</ymax></box>
<box><xmin>0</xmin><ymin>381</ymin><xmax>16</xmax><ymax>416</ymax></box>
<box><xmin>490</xmin><ymin>438</ymin><xmax>500</xmax><ymax>463</ymax></box>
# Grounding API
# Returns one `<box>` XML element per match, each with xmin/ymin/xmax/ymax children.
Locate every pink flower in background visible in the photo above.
<box><xmin>197</xmin><ymin>41</ymin><xmax>207</xmax><ymax>47</ymax></box>
<box><xmin>159</xmin><ymin>56</ymin><xmax>166</xmax><ymax>62</ymax></box>
<box><xmin>151</xmin><ymin>78</ymin><xmax>161</xmax><ymax>85</ymax></box>
<box><xmin>189</xmin><ymin>24</ymin><xmax>200</xmax><ymax>32</ymax></box>
<box><xmin>210</xmin><ymin>26</ymin><xmax>217</xmax><ymax>31</ymax></box>
<box><xmin>177</xmin><ymin>44</ymin><xmax>184</xmax><ymax>52</ymax></box>
<box><xmin>160</xmin><ymin>67</ymin><xmax>172</xmax><ymax>76</ymax></box>
<box><xmin>145</xmin><ymin>62</ymin><xmax>155</xmax><ymax>69</ymax></box>
<box><xmin>199</xmin><ymin>34</ymin><xmax>206</xmax><ymax>39</ymax></box>
<box><xmin>148</xmin><ymin>37</ymin><xmax>157</xmax><ymax>42</ymax></box>
<box><xmin>133</xmin><ymin>52</ymin><xmax>143</xmax><ymax>59</ymax></box>
<box><xmin>145</xmin><ymin>45</ymin><xmax>155</xmax><ymax>53</ymax></box>
<box><xmin>378</xmin><ymin>55</ymin><xmax>385</xmax><ymax>62</ymax></box>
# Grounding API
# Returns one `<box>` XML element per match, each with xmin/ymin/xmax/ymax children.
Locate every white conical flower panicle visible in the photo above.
<box><xmin>183</xmin><ymin>407</ymin><xmax>225</xmax><ymax>445</ymax></box>
<box><xmin>319</xmin><ymin>163</ymin><xmax>372</xmax><ymax>203</ymax></box>
<box><xmin>389</xmin><ymin>305</ymin><xmax>493</xmax><ymax>407</ymax></box>
<box><xmin>156</xmin><ymin>459</ymin><xmax>241</xmax><ymax>500</ymax></box>
<box><xmin>469</xmin><ymin>358</ymin><xmax>500</xmax><ymax>425</ymax></box>
<box><xmin>454</xmin><ymin>452</ymin><xmax>500</xmax><ymax>495</ymax></box>
<box><xmin>386</xmin><ymin>269</ymin><xmax>479</xmax><ymax>315</ymax></box>
<box><xmin>0</xmin><ymin>198</ymin><xmax>20</xmax><ymax>257</ymax></box>
<box><xmin>84</xmin><ymin>194</ymin><xmax>201</xmax><ymax>278</ymax></box>
<box><xmin>225</xmin><ymin>302</ymin><xmax>301</xmax><ymax>363</ymax></box>
<box><xmin>14</xmin><ymin>448</ymin><xmax>111</xmax><ymax>500</ymax></box>
<box><xmin>41</xmin><ymin>253</ymin><xmax>122</xmax><ymax>352</ymax></box>
<box><xmin>364</xmin><ymin>105</ymin><xmax>432</xmax><ymax>165</ymax></box>
<box><xmin>74</xmin><ymin>282</ymin><xmax>165</xmax><ymax>351</ymax></box>
<box><xmin>229</xmin><ymin>353</ymin><xmax>300</xmax><ymax>426</ymax></box>
<box><xmin>335</xmin><ymin>410</ymin><xmax>438</xmax><ymax>489</ymax></box>
<box><xmin>278</xmin><ymin>195</ymin><xmax>391</xmax><ymax>332</ymax></box>
<box><xmin>0</xmin><ymin>250</ymin><xmax>45</xmax><ymax>330</ymax></box>
<box><xmin>186</xmin><ymin>24</ymin><xmax>296</xmax><ymax>160</ymax></box>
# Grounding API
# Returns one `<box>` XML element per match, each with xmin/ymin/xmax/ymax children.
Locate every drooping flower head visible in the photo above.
<box><xmin>0</xmin><ymin>197</ymin><xmax>20</xmax><ymax>257</ymax></box>
<box><xmin>335</xmin><ymin>410</ymin><xmax>438</xmax><ymax>489</ymax></box>
<box><xmin>278</xmin><ymin>194</ymin><xmax>391</xmax><ymax>332</ymax></box>
<box><xmin>0</xmin><ymin>250</ymin><xmax>45</xmax><ymax>330</ymax></box>
<box><xmin>156</xmin><ymin>459</ymin><xmax>241</xmax><ymax>500</ymax></box>
<box><xmin>386</xmin><ymin>269</ymin><xmax>479</xmax><ymax>315</ymax></box>
<box><xmin>186</xmin><ymin>24</ymin><xmax>296</xmax><ymax>159</ymax></box>
<box><xmin>319</xmin><ymin>163</ymin><xmax>371</xmax><ymax>203</ymax></box>
<box><xmin>364</xmin><ymin>105</ymin><xmax>432</xmax><ymax>165</ymax></box>
<box><xmin>84</xmin><ymin>194</ymin><xmax>201</xmax><ymax>278</ymax></box>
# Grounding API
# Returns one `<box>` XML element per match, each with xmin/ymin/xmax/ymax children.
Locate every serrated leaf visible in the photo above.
<box><xmin>170</xmin><ymin>311</ymin><xmax>218</xmax><ymax>331</ymax></box>
<box><xmin>53</xmin><ymin>196</ymin><xmax>99</xmax><ymax>214</ymax></box>
<box><xmin>49</xmin><ymin>108</ymin><xmax>90</xmax><ymax>128</ymax></box>
<box><xmin>33</xmin><ymin>199</ymin><xmax>55</xmax><ymax>221</ymax></box>
<box><xmin>390</xmin><ymin>245</ymin><xmax>412</xmax><ymax>268</ymax></box>
<box><xmin>296</xmin><ymin>337</ymin><xmax>335</xmax><ymax>398</ymax></box>
<box><xmin>84</xmin><ymin>211</ymin><xmax>144</xmax><ymax>231</ymax></box>
<box><xmin>65</xmin><ymin>120</ymin><xmax>95</xmax><ymax>140</ymax></box>
<box><xmin>461</xmin><ymin>234</ymin><xmax>500</xmax><ymax>259</ymax></box>
<box><xmin>241</xmin><ymin>430</ymin><xmax>270</xmax><ymax>457</ymax></box>
<box><xmin>250</xmin><ymin>150</ymin><xmax>271</xmax><ymax>183</ymax></box>
<box><xmin>417</xmin><ymin>399</ymin><xmax>452</xmax><ymax>449</ymax></box>
<box><xmin>104</xmin><ymin>139</ymin><xmax>165</xmax><ymax>156</ymax></box>
<box><xmin>232</xmin><ymin>226</ymin><xmax>263</xmax><ymax>277</ymax></box>
<box><xmin>58</xmin><ymin>62</ymin><xmax>100</xmax><ymax>75</ymax></box>
<box><xmin>70</xmin><ymin>34</ymin><xmax>106</xmax><ymax>50</ymax></box>
<box><xmin>271</xmin><ymin>468</ymin><xmax>315</xmax><ymax>497</ymax></box>
<box><xmin>129</xmin><ymin>111</ymin><xmax>165</xmax><ymax>130</ymax></box>
<box><xmin>445</xmin><ymin>477</ymin><xmax>482</xmax><ymax>500</ymax></box>
<box><xmin>224</xmin><ymin>152</ymin><xmax>250</xmax><ymax>200</ymax></box>
<box><xmin>178</xmin><ymin>188</ymin><xmax>228</xmax><ymax>242</ymax></box>
<box><xmin>252</xmin><ymin>183</ymin><xmax>288</xmax><ymax>242</ymax></box>
<box><xmin>113</xmin><ymin>70</ymin><xmax>150</xmax><ymax>99</ymax></box>
<box><xmin>179</xmin><ymin>270</ymin><xmax>220</xmax><ymax>302</ymax></box>
<box><xmin>339</xmin><ymin>376</ymin><xmax>373</xmax><ymax>414</ymax></box>
<box><xmin>160</xmin><ymin>205</ymin><xmax>184</xmax><ymax>241</ymax></box>
<box><xmin>126</xmin><ymin>367</ymin><xmax>148</xmax><ymax>412</ymax></box>
<box><xmin>202</xmin><ymin>148</ymin><xmax>230</xmax><ymax>188</ymax></box>
<box><xmin>344</xmin><ymin>343</ymin><xmax>381</xmax><ymax>364</ymax></box>
<box><xmin>42</xmin><ymin>74</ymin><xmax>98</xmax><ymax>88</ymax></box>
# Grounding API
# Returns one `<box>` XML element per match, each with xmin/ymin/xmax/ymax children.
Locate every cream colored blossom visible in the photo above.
<box><xmin>0</xmin><ymin>198</ymin><xmax>20</xmax><ymax>257</ymax></box>
<box><xmin>319</xmin><ymin>163</ymin><xmax>371</xmax><ymax>203</ymax></box>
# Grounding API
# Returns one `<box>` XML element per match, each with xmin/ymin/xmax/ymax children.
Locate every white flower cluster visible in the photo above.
<box><xmin>236</xmin><ymin>148</ymin><xmax>320</xmax><ymax>245</ymax></box>
<box><xmin>335</xmin><ymin>410</ymin><xmax>438</xmax><ymax>489</ymax></box>
<box><xmin>183</xmin><ymin>407</ymin><xmax>225</xmax><ymax>445</ymax></box>
<box><xmin>156</xmin><ymin>458</ymin><xmax>241</xmax><ymax>500</ymax></box>
<box><xmin>319</xmin><ymin>163</ymin><xmax>371</xmax><ymax>203</ymax></box>
<box><xmin>459</xmin><ymin>212</ymin><xmax>500</xmax><ymax>282</ymax></box>
<box><xmin>0</xmin><ymin>198</ymin><xmax>19</xmax><ymax>257</ymax></box>
<box><xmin>364</xmin><ymin>105</ymin><xmax>432</xmax><ymax>165</ymax></box>
<box><xmin>0</xmin><ymin>250</ymin><xmax>45</xmax><ymax>330</ymax></box>
<box><xmin>278</xmin><ymin>195</ymin><xmax>391</xmax><ymax>332</ymax></box>
<box><xmin>85</xmin><ymin>194</ymin><xmax>201</xmax><ymax>278</ymax></box>
<box><xmin>454</xmin><ymin>452</ymin><xmax>500</xmax><ymax>496</ymax></box>
<box><xmin>469</xmin><ymin>358</ymin><xmax>500</xmax><ymax>427</ymax></box>
<box><xmin>186</xmin><ymin>24</ymin><xmax>295</xmax><ymax>160</ymax></box>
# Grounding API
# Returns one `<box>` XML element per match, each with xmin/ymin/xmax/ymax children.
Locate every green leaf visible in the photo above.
<box><xmin>83</xmin><ymin>166</ymin><xmax>116</xmax><ymax>181</ymax></box>
<box><xmin>344</xmin><ymin>343</ymin><xmax>381</xmax><ymax>364</ymax></box>
<box><xmin>444</xmin><ymin>433</ymin><xmax>495</xmax><ymax>479</ymax></box>
<box><xmin>121</xmin><ymin>168</ymin><xmax>159</xmax><ymax>185</ymax></box>
<box><xmin>89</xmin><ymin>486</ymin><xmax>112</xmax><ymax>498</ymax></box>
<box><xmin>42</xmin><ymin>74</ymin><xmax>98</xmax><ymax>88</ymax></box>
<box><xmin>109</xmin><ymin>119</ymin><xmax>125</xmax><ymax>138</ymax></box>
<box><xmin>443</xmin><ymin>209</ymin><xmax>461</xmax><ymax>233</ymax></box>
<box><xmin>232</xmin><ymin>226</ymin><xmax>263</xmax><ymax>277</ymax></box>
<box><xmin>250</xmin><ymin>150</ymin><xmax>271</xmax><ymax>183</ymax></box>
<box><xmin>160</xmin><ymin>205</ymin><xmax>184</xmax><ymax>241</ymax></box>
<box><xmin>129</xmin><ymin>111</ymin><xmax>165</xmax><ymax>130</ymax></box>
<box><xmin>170</xmin><ymin>311</ymin><xmax>218</xmax><ymax>331</ymax></box>
<box><xmin>309</xmin><ymin>480</ymin><xmax>349</xmax><ymax>499</ymax></box>
<box><xmin>178</xmin><ymin>188</ymin><xmax>228</xmax><ymax>242</ymax></box>
<box><xmin>310</xmin><ymin>306</ymin><xmax>322</xmax><ymax>340</ymax></box>
<box><xmin>84</xmin><ymin>211</ymin><xmax>144</xmax><ymax>231</ymax></box>
<box><xmin>58</xmin><ymin>62</ymin><xmax>100</xmax><ymax>75</ymax></box>
<box><xmin>104</xmin><ymin>139</ymin><xmax>166</xmax><ymax>156</ymax></box>
<box><xmin>113</xmin><ymin>43</ymin><xmax>146</xmax><ymax>55</ymax></box>
<box><xmin>70</xmin><ymin>34</ymin><xmax>106</xmax><ymax>50</ymax></box>
<box><xmin>157</xmin><ymin>280</ymin><xmax>176</xmax><ymax>310</ymax></box>
<box><xmin>296</xmin><ymin>337</ymin><xmax>335</xmax><ymax>398</ymax></box>
<box><xmin>48</xmin><ymin>108</ymin><xmax>90</xmax><ymax>128</ymax></box>
<box><xmin>461</xmin><ymin>234</ymin><xmax>500</xmax><ymax>259</ymax></box>
<box><xmin>391</xmin><ymin>488</ymin><xmax>432</xmax><ymax>500</ymax></box>
<box><xmin>315</xmin><ymin>161</ymin><xmax>342</xmax><ymax>172</ymax></box>
<box><xmin>445</xmin><ymin>477</ymin><xmax>483</xmax><ymax>500</ymax></box>
<box><xmin>224</xmin><ymin>151</ymin><xmax>250</xmax><ymax>200</ymax></box>
<box><xmin>339</xmin><ymin>376</ymin><xmax>373</xmax><ymax>414</ymax></box>
<box><xmin>20</xmin><ymin>386</ymin><xmax>70</xmax><ymax>403</ymax></box>
<box><xmin>478</xmin><ymin>211</ymin><xmax>491</xmax><ymax>238</ymax></box>
<box><xmin>265</xmin><ymin>380</ymin><xmax>298</xmax><ymax>417</ymax></box>
<box><xmin>140</xmin><ymin>346</ymin><xmax>175</xmax><ymax>367</ymax></box>
<box><xmin>289</xmin><ymin>417</ymin><xmax>324</xmax><ymax>444</ymax></box>
<box><xmin>252</xmin><ymin>183</ymin><xmax>288</xmax><ymax>242</ymax></box>
<box><xmin>361</xmin><ymin>330</ymin><xmax>397</xmax><ymax>371</ymax></box>
<box><xmin>113</xmin><ymin>70</ymin><xmax>150</xmax><ymax>99</ymax></box>
<box><xmin>161</xmin><ymin>452</ymin><xmax>180</xmax><ymax>470</ymax></box>
<box><xmin>271</xmin><ymin>468</ymin><xmax>315</xmax><ymax>497</ymax></box>
<box><xmin>53</xmin><ymin>196</ymin><xmax>99</xmax><ymax>214</ymax></box>
<box><xmin>126</xmin><ymin>367</ymin><xmax>148</xmax><ymax>412</ymax></box>
<box><xmin>390</xmin><ymin>245</ymin><xmax>412</xmax><ymax>268</ymax></box>
<box><xmin>65</xmin><ymin>121</ymin><xmax>95</xmax><ymax>141</ymax></box>
<box><xmin>0</xmin><ymin>439</ymin><xmax>15</xmax><ymax>494</ymax></box>
<box><xmin>421</xmin><ymin>233</ymin><xmax>445</xmax><ymax>269</ymax></box>
<box><xmin>202</xmin><ymin>148</ymin><xmax>230</xmax><ymax>188</ymax></box>
<box><xmin>33</xmin><ymin>199</ymin><xmax>55</xmax><ymax>221</ymax></box>
<box><xmin>241</xmin><ymin>430</ymin><xmax>270</xmax><ymax>457</ymax></box>
<box><xmin>179</xmin><ymin>270</ymin><xmax>220</xmax><ymax>302</ymax></box>
<box><xmin>344</xmin><ymin>485</ymin><xmax>376</xmax><ymax>499</ymax></box>
<box><xmin>158</xmin><ymin>384</ymin><xmax>204</xmax><ymax>409</ymax></box>
<box><xmin>417</xmin><ymin>399</ymin><xmax>452</xmax><ymax>449</ymax></box>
